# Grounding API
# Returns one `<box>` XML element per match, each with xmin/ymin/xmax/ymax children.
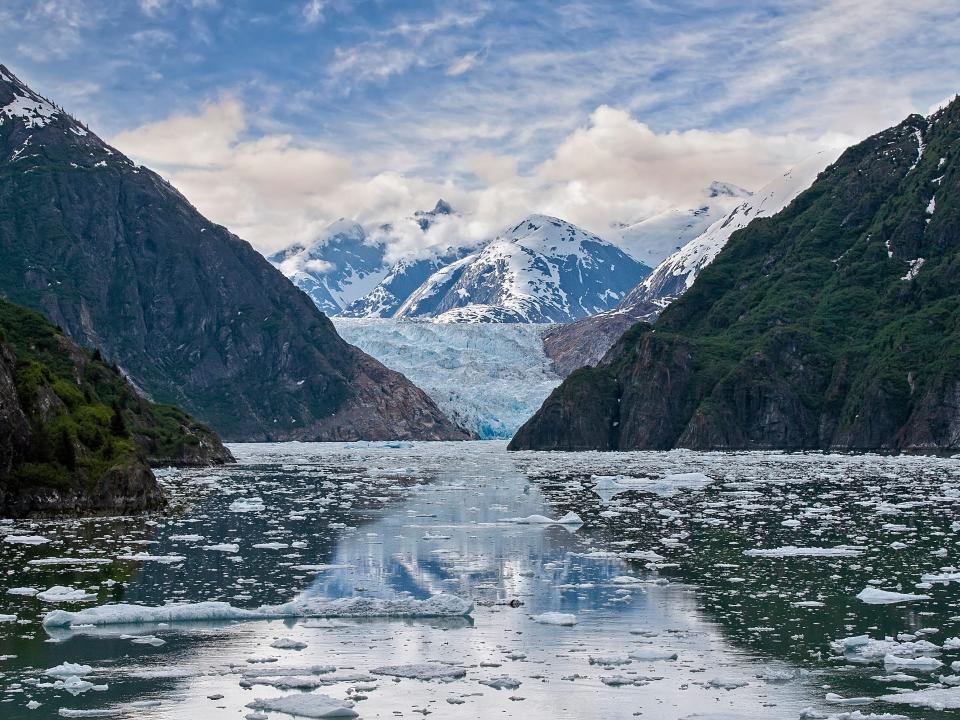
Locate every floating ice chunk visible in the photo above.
<box><xmin>856</xmin><ymin>588</ymin><xmax>931</xmax><ymax>604</ymax></box>
<box><xmin>504</xmin><ymin>512</ymin><xmax>582</xmax><ymax>525</ymax></box>
<box><xmin>4</xmin><ymin>534</ymin><xmax>50</xmax><ymax>545</ymax></box>
<box><xmin>629</xmin><ymin>647</ymin><xmax>678</xmax><ymax>661</ymax></box>
<box><xmin>480</xmin><ymin>676</ymin><xmax>521</xmax><ymax>690</ymax></box>
<box><xmin>7</xmin><ymin>587</ymin><xmax>39</xmax><ymax>596</ymax></box>
<box><xmin>37</xmin><ymin>586</ymin><xmax>97</xmax><ymax>603</ymax></box>
<box><xmin>43</xmin><ymin>593</ymin><xmax>473</xmax><ymax>627</ymax></box>
<box><xmin>117</xmin><ymin>554</ymin><xmax>186</xmax><ymax>564</ymax></box>
<box><xmin>246</xmin><ymin>692</ymin><xmax>358</xmax><ymax>718</ymax></box>
<box><xmin>881</xmin><ymin>685</ymin><xmax>960</xmax><ymax>709</ymax></box>
<box><xmin>708</xmin><ymin>677</ymin><xmax>748</xmax><ymax>689</ymax></box>
<box><xmin>242</xmin><ymin>665</ymin><xmax>335</xmax><ymax>680</ymax></box>
<box><xmin>46</xmin><ymin>662</ymin><xmax>94</xmax><ymax>678</ymax></box>
<box><xmin>270</xmin><ymin>638</ymin><xmax>308</xmax><ymax>650</ymax></box>
<box><xmin>230</xmin><ymin>497</ymin><xmax>265</xmax><ymax>513</ymax></box>
<box><xmin>824</xmin><ymin>693</ymin><xmax>874</xmax><ymax>705</ymax></box>
<box><xmin>883</xmin><ymin>654</ymin><xmax>942</xmax><ymax>670</ymax></box>
<box><xmin>371</xmin><ymin>663</ymin><xmax>466</xmax><ymax>680</ymax></box>
<box><xmin>29</xmin><ymin>558</ymin><xmax>111</xmax><ymax>566</ymax></box>
<box><xmin>830</xmin><ymin>635</ymin><xmax>940</xmax><ymax>661</ymax></box>
<box><xmin>589</xmin><ymin>656</ymin><xmax>631</xmax><ymax>666</ymax></box>
<box><xmin>168</xmin><ymin>534</ymin><xmax>204</xmax><ymax>542</ymax></box>
<box><xmin>127</xmin><ymin>635</ymin><xmax>165</xmax><ymax>646</ymax></box>
<box><xmin>54</xmin><ymin>675</ymin><xmax>108</xmax><ymax>695</ymax></box>
<box><xmin>610</xmin><ymin>576</ymin><xmax>644</xmax><ymax>585</ymax></box>
<box><xmin>619</xmin><ymin>550</ymin><xmax>666</xmax><ymax>562</ymax></box>
<box><xmin>253</xmin><ymin>542</ymin><xmax>289</xmax><ymax>550</ymax></box>
<box><xmin>57</xmin><ymin>709</ymin><xmax>117</xmax><ymax>717</ymax></box>
<box><xmin>530</xmin><ymin>612</ymin><xmax>577</xmax><ymax>626</ymax></box>
<box><xmin>921</xmin><ymin>572</ymin><xmax>960</xmax><ymax>584</ymax></box>
<box><xmin>744</xmin><ymin>546</ymin><xmax>862</xmax><ymax>558</ymax></box>
<box><xmin>0</xmin><ymin>613</ymin><xmax>16</xmax><ymax>622</ymax></box>
<box><xmin>204</xmin><ymin>543</ymin><xmax>239</xmax><ymax>553</ymax></box>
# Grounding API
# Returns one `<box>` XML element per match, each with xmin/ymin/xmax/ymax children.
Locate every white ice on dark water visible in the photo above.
<box><xmin>3</xmin><ymin>442</ymin><xmax>960</xmax><ymax>719</ymax></box>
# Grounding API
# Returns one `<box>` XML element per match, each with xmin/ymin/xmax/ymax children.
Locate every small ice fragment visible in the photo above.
<box><xmin>629</xmin><ymin>647</ymin><xmax>678</xmax><ymax>661</ymax></box>
<box><xmin>371</xmin><ymin>663</ymin><xmax>466</xmax><ymax>680</ymax></box>
<box><xmin>530</xmin><ymin>612</ymin><xmax>577</xmax><ymax>626</ymax></box>
<box><xmin>4</xmin><ymin>534</ymin><xmax>50</xmax><ymax>545</ymax></box>
<box><xmin>270</xmin><ymin>639</ymin><xmax>308</xmax><ymax>650</ymax></box>
<box><xmin>37</xmin><ymin>586</ymin><xmax>97</xmax><ymax>603</ymax></box>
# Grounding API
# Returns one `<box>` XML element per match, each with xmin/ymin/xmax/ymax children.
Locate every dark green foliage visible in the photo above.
<box><xmin>0</xmin><ymin>299</ymin><xmax>229</xmax><ymax>493</ymax></box>
<box><xmin>514</xmin><ymin>99</ymin><xmax>960</xmax><ymax>451</ymax></box>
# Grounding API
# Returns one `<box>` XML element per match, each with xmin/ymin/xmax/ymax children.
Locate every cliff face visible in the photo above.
<box><xmin>0</xmin><ymin>65</ymin><xmax>468</xmax><ymax>442</ymax></box>
<box><xmin>0</xmin><ymin>299</ymin><xmax>230</xmax><ymax>517</ymax></box>
<box><xmin>511</xmin><ymin>99</ymin><xmax>960</xmax><ymax>453</ymax></box>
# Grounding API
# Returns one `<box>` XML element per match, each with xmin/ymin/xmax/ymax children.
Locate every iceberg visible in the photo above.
<box><xmin>856</xmin><ymin>588</ymin><xmax>931</xmax><ymax>604</ymax></box>
<box><xmin>247</xmin><ymin>692</ymin><xmax>358</xmax><ymax>718</ymax></box>
<box><xmin>43</xmin><ymin>593</ymin><xmax>473</xmax><ymax>628</ymax></box>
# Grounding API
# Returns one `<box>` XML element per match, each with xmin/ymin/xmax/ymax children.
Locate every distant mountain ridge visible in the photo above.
<box><xmin>394</xmin><ymin>215</ymin><xmax>652</xmax><ymax>323</ymax></box>
<box><xmin>513</xmin><ymin>98</ymin><xmax>960</xmax><ymax>452</ymax></box>
<box><xmin>0</xmin><ymin>64</ymin><xmax>469</xmax><ymax>442</ymax></box>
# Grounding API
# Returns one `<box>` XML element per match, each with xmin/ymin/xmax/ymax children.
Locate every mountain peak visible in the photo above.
<box><xmin>432</xmin><ymin>199</ymin><xmax>453</xmax><ymax>215</ymax></box>
<box><xmin>707</xmin><ymin>180</ymin><xmax>752</xmax><ymax>198</ymax></box>
<box><xmin>0</xmin><ymin>65</ymin><xmax>64</xmax><ymax>130</ymax></box>
<box><xmin>414</xmin><ymin>199</ymin><xmax>456</xmax><ymax>231</ymax></box>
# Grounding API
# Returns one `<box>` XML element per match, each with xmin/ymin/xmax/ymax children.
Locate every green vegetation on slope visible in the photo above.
<box><xmin>512</xmin><ymin>98</ymin><xmax>960</xmax><ymax>451</ymax></box>
<box><xmin>0</xmin><ymin>298</ymin><xmax>230</xmax><ymax>499</ymax></box>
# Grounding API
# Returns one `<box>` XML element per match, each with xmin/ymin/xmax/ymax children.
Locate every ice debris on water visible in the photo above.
<box><xmin>530</xmin><ymin>612</ymin><xmax>578</xmax><ymax>626</ymax></box>
<box><xmin>856</xmin><ymin>588</ymin><xmax>932</xmax><ymax>604</ymax></box>
<box><xmin>246</xmin><ymin>692</ymin><xmax>358</xmax><ymax>718</ymax></box>
<box><xmin>43</xmin><ymin>593</ymin><xmax>473</xmax><ymax>627</ymax></box>
<box><xmin>503</xmin><ymin>511</ymin><xmax>583</xmax><ymax>525</ymax></box>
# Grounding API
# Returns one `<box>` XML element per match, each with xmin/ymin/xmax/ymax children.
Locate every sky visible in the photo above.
<box><xmin>2</xmin><ymin>0</ymin><xmax>959</xmax><ymax>258</ymax></box>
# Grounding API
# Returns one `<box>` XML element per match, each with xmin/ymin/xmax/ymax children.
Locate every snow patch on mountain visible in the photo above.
<box><xmin>269</xmin><ymin>220</ymin><xmax>389</xmax><ymax>315</ymax></box>
<box><xmin>395</xmin><ymin>215</ymin><xmax>651</xmax><ymax>323</ymax></box>
<box><xmin>620</xmin><ymin>151</ymin><xmax>838</xmax><ymax>313</ymax></box>
<box><xmin>333</xmin><ymin>318</ymin><xmax>561</xmax><ymax>438</ymax></box>
<box><xmin>616</xmin><ymin>181</ymin><xmax>751</xmax><ymax>267</ymax></box>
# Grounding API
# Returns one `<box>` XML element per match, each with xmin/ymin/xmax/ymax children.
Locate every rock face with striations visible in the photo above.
<box><xmin>0</xmin><ymin>65</ymin><xmax>469</xmax><ymax>442</ymax></box>
<box><xmin>512</xmin><ymin>99</ymin><xmax>960</xmax><ymax>452</ymax></box>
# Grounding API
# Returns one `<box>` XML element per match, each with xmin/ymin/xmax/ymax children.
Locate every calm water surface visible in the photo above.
<box><xmin>1</xmin><ymin>442</ymin><xmax>958</xmax><ymax>719</ymax></box>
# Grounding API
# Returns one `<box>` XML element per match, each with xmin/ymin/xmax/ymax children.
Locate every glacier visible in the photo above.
<box><xmin>333</xmin><ymin>318</ymin><xmax>562</xmax><ymax>439</ymax></box>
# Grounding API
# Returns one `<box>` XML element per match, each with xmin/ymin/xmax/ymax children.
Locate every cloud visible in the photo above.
<box><xmin>446</xmin><ymin>50</ymin><xmax>483</xmax><ymax>77</ymax></box>
<box><xmin>110</xmin><ymin>97</ymin><xmax>845</xmax><ymax>259</ymax></box>
<box><xmin>302</xmin><ymin>0</ymin><xmax>325</xmax><ymax>26</ymax></box>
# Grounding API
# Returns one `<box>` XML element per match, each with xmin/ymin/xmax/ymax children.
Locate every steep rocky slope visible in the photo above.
<box><xmin>0</xmin><ymin>64</ymin><xmax>468</xmax><ymax>442</ymax></box>
<box><xmin>512</xmin><ymin>99</ymin><xmax>960</xmax><ymax>452</ymax></box>
<box><xmin>543</xmin><ymin>153</ymin><xmax>836</xmax><ymax>377</ymax></box>
<box><xmin>0</xmin><ymin>299</ymin><xmax>232</xmax><ymax>517</ymax></box>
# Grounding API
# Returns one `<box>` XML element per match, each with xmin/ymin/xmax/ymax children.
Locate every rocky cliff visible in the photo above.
<box><xmin>0</xmin><ymin>64</ymin><xmax>468</xmax><ymax>442</ymax></box>
<box><xmin>512</xmin><ymin>99</ymin><xmax>960</xmax><ymax>452</ymax></box>
<box><xmin>0</xmin><ymin>299</ymin><xmax>232</xmax><ymax>517</ymax></box>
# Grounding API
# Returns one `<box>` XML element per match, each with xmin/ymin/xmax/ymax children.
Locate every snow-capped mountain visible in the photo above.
<box><xmin>619</xmin><ymin>152</ymin><xmax>837</xmax><ymax>314</ymax></box>
<box><xmin>268</xmin><ymin>220</ymin><xmax>389</xmax><ymax>315</ymax></box>
<box><xmin>341</xmin><ymin>248</ymin><xmax>471</xmax><ymax>318</ymax></box>
<box><xmin>616</xmin><ymin>181</ymin><xmax>752</xmax><ymax>266</ymax></box>
<box><xmin>333</xmin><ymin>318</ymin><xmax>561</xmax><ymax>438</ymax></box>
<box><xmin>543</xmin><ymin>152</ymin><xmax>839</xmax><ymax>376</ymax></box>
<box><xmin>394</xmin><ymin>215</ymin><xmax>652</xmax><ymax>323</ymax></box>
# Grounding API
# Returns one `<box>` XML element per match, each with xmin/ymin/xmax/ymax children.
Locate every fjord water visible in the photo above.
<box><xmin>1</xmin><ymin>443</ymin><xmax>958</xmax><ymax>719</ymax></box>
